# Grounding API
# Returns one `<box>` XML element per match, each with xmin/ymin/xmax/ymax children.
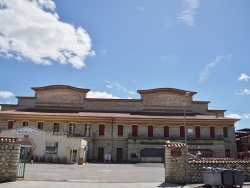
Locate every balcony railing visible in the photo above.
<box><xmin>127</xmin><ymin>134</ymin><xmax>224</xmax><ymax>140</ymax></box>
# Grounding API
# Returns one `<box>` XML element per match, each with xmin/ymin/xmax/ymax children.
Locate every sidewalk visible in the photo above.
<box><xmin>1</xmin><ymin>181</ymin><xmax>249</xmax><ymax>188</ymax></box>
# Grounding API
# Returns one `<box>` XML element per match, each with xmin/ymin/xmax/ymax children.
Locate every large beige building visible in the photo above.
<box><xmin>0</xmin><ymin>85</ymin><xmax>239</xmax><ymax>163</ymax></box>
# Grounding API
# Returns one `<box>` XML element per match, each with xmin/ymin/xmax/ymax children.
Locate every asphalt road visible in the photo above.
<box><xmin>1</xmin><ymin>163</ymin><xmax>249</xmax><ymax>188</ymax></box>
<box><xmin>24</xmin><ymin>163</ymin><xmax>165</xmax><ymax>183</ymax></box>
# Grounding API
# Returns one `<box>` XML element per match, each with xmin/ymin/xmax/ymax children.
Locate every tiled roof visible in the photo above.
<box><xmin>165</xmin><ymin>142</ymin><xmax>186</xmax><ymax>148</ymax></box>
<box><xmin>0</xmin><ymin>136</ymin><xmax>22</xmax><ymax>143</ymax></box>
<box><xmin>0</xmin><ymin>110</ymin><xmax>233</xmax><ymax>120</ymax></box>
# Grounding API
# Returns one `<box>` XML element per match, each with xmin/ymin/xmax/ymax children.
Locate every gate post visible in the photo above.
<box><xmin>0</xmin><ymin>137</ymin><xmax>21</xmax><ymax>182</ymax></box>
<box><xmin>164</xmin><ymin>141</ymin><xmax>186</xmax><ymax>184</ymax></box>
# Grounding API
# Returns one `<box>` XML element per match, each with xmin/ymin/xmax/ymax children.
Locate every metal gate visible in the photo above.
<box><xmin>17</xmin><ymin>148</ymin><xmax>27</xmax><ymax>178</ymax></box>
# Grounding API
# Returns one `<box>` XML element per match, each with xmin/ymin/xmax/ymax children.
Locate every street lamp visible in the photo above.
<box><xmin>183</xmin><ymin>91</ymin><xmax>190</xmax><ymax>184</ymax></box>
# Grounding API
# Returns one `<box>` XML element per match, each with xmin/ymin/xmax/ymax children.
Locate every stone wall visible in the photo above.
<box><xmin>164</xmin><ymin>142</ymin><xmax>250</xmax><ymax>184</ymax></box>
<box><xmin>188</xmin><ymin>161</ymin><xmax>250</xmax><ymax>183</ymax></box>
<box><xmin>0</xmin><ymin>137</ymin><xmax>21</xmax><ymax>182</ymax></box>
<box><xmin>164</xmin><ymin>142</ymin><xmax>186</xmax><ymax>183</ymax></box>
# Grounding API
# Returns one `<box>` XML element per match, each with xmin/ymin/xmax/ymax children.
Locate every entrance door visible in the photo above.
<box><xmin>98</xmin><ymin>147</ymin><xmax>104</xmax><ymax>162</ymax></box>
<box><xmin>70</xmin><ymin>149</ymin><xmax>77</xmax><ymax>163</ymax></box>
<box><xmin>117</xmin><ymin>148</ymin><xmax>123</xmax><ymax>163</ymax></box>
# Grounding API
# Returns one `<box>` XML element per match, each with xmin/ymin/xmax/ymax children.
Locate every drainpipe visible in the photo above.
<box><xmin>111</xmin><ymin>118</ymin><xmax>114</xmax><ymax>163</ymax></box>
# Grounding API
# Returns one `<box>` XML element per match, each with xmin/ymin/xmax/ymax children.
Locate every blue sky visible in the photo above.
<box><xmin>0</xmin><ymin>0</ymin><xmax>249</xmax><ymax>130</ymax></box>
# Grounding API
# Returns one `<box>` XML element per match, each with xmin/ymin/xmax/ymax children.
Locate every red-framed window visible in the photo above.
<box><xmin>210</xmin><ymin>126</ymin><xmax>215</xmax><ymax>138</ymax></box>
<box><xmin>118</xmin><ymin>125</ymin><xmax>123</xmax><ymax>136</ymax></box>
<box><xmin>180</xmin><ymin>126</ymin><xmax>185</xmax><ymax>138</ymax></box>
<box><xmin>132</xmin><ymin>125</ymin><xmax>138</xmax><ymax>137</ymax></box>
<box><xmin>8</xmin><ymin>121</ymin><xmax>14</xmax><ymax>129</ymax></box>
<box><xmin>99</xmin><ymin>124</ymin><xmax>105</xmax><ymax>135</ymax></box>
<box><xmin>164</xmin><ymin>126</ymin><xmax>169</xmax><ymax>137</ymax></box>
<box><xmin>148</xmin><ymin>125</ymin><xmax>153</xmax><ymax>137</ymax></box>
<box><xmin>195</xmin><ymin>126</ymin><xmax>200</xmax><ymax>138</ymax></box>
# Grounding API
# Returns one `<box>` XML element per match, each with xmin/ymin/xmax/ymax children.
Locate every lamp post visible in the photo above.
<box><xmin>184</xmin><ymin>91</ymin><xmax>190</xmax><ymax>184</ymax></box>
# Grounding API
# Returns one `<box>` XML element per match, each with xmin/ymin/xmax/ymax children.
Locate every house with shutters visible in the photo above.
<box><xmin>0</xmin><ymin>85</ymin><xmax>239</xmax><ymax>163</ymax></box>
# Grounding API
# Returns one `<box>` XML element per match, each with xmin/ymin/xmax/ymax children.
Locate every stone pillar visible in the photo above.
<box><xmin>0</xmin><ymin>137</ymin><xmax>21</xmax><ymax>182</ymax></box>
<box><xmin>164</xmin><ymin>142</ymin><xmax>186</xmax><ymax>184</ymax></box>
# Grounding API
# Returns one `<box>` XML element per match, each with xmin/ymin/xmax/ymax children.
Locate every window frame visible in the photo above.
<box><xmin>164</xmin><ymin>125</ymin><xmax>169</xmax><ymax>138</ymax></box>
<box><xmin>148</xmin><ymin>125</ymin><xmax>153</xmax><ymax>137</ymax></box>
<box><xmin>99</xmin><ymin>124</ymin><xmax>105</xmax><ymax>136</ymax></box>
<box><xmin>132</xmin><ymin>125</ymin><xmax>138</xmax><ymax>137</ymax></box>
<box><xmin>118</xmin><ymin>124</ymin><xmax>123</xmax><ymax>136</ymax></box>
<box><xmin>38</xmin><ymin>122</ymin><xmax>43</xmax><ymax>130</ymax></box>
<box><xmin>210</xmin><ymin>126</ymin><xmax>215</xmax><ymax>138</ymax></box>
<box><xmin>53</xmin><ymin>123</ymin><xmax>60</xmax><ymax>133</ymax></box>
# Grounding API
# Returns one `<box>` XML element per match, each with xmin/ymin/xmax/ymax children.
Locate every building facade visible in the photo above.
<box><xmin>0</xmin><ymin>85</ymin><xmax>238</xmax><ymax>163</ymax></box>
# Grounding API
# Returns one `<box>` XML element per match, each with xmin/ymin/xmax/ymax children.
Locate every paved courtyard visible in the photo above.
<box><xmin>24</xmin><ymin>163</ymin><xmax>165</xmax><ymax>183</ymax></box>
<box><xmin>1</xmin><ymin>163</ymin><xmax>249</xmax><ymax>188</ymax></box>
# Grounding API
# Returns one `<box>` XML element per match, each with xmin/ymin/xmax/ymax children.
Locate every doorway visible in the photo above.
<box><xmin>98</xmin><ymin>147</ymin><xmax>104</xmax><ymax>162</ymax></box>
<box><xmin>70</xmin><ymin>149</ymin><xmax>77</xmax><ymax>163</ymax></box>
<box><xmin>117</xmin><ymin>148</ymin><xmax>123</xmax><ymax>163</ymax></box>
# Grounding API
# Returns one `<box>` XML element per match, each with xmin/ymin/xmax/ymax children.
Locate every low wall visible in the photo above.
<box><xmin>189</xmin><ymin>160</ymin><xmax>250</xmax><ymax>183</ymax></box>
<box><xmin>164</xmin><ymin>142</ymin><xmax>250</xmax><ymax>184</ymax></box>
<box><xmin>0</xmin><ymin>137</ymin><xmax>21</xmax><ymax>182</ymax></box>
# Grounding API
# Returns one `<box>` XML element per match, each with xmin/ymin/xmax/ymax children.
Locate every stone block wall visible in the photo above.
<box><xmin>164</xmin><ymin>142</ymin><xmax>186</xmax><ymax>183</ymax></box>
<box><xmin>188</xmin><ymin>161</ymin><xmax>250</xmax><ymax>183</ymax></box>
<box><xmin>0</xmin><ymin>137</ymin><xmax>21</xmax><ymax>182</ymax></box>
<box><xmin>164</xmin><ymin>142</ymin><xmax>250</xmax><ymax>184</ymax></box>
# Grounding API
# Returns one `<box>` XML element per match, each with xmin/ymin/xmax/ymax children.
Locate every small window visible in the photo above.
<box><xmin>38</xmin><ymin>122</ymin><xmax>43</xmax><ymax>130</ymax></box>
<box><xmin>84</xmin><ymin>124</ymin><xmax>91</xmax><ymax>137</ymax></box>
<box><xmin>195</xmin><ymin>126</ymin><xmax>200</xmax><ymax>138</ymax></box>
<box><xmin>210</xmin><ymin>126</ymin><xmax>215</xmax><ymax>138</ymax></box>
<box><xmin>69</xmin><ymin>123</ymin><xmax>75</xmax><ymax>136</ymax></box>
<box><xmin>53</xmin><ymin>123</ymin><xmax>60</xmax><ymax>133</ymax></box>
<box><xmin>8</xmin><ymin>121</ymin><xmax>14</xmax><ymax>129</ymax></box>
<box><xmin>132</xmin><ymin>125</ymin><xmax>138</xmax><ymax>137</ymax></box>
<box><xmin>99</xmin><ymin>124</ymin><xmax>105</xmax><ymax>135</ymax></box>
<box><xmin>46</xmin><ymin>141</ymin><xmax>58</xmax><ymax>154</ymax></box>
<box><xmin>164</xmin><ymin>126</ymin><xmax>169</xmax><ymax>137</ymax></box>
<box><xmin>118</xmin><ymin>125</ymin><xmax>123</xmax><ymax>136</ymax></box>
<box><xmin>23</xmin><ymin>121</ymin><xmax>28</xmax><ymax>127</ymax></box>
<box><xmin>223</xmin><ymin>127</ymin><xmax>228</xmax><ymax>137</ymax></box>
<box><xmin>148</xmin><ymin>125</ymin><xmax>153</xmax><ymax>137</ymax></box>
<box><xmin>180</xmin><ymin>126</ymin><xmax>185</xmax><ymax>138</ymax></box>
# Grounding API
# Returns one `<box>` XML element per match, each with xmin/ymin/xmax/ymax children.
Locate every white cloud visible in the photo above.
<box><xmin>199</xmin><ymin>54</ymin><xmax>231</xmax><ymax>82</ymax></box>
<box><xmin>86</xmin><ymin>91</ymin><xmax>120</xmax><ymax>99</ymax></box>
<box><xmin>236</xmin><ymin>89</ymin><xmax>250</xmax><ymax>95</ymax></box>
<box><xmin>242</xmin><ymin>114</ymin><xmax>250</xmax><ymax>119</ymax></box>
<box><xmin>226</xmin><ymin>113</ymin><xmax>250</xmax><ymax>119</ymax></box>
<box><xmin>99</xmin><ymin>50</ymin><xmax>107</xmax><ymax>54</ymax></box>
<box><xmin>0</xmin><ymin>91</ymin><xmax>14</xmax><ymax>98</ymax></box>
<box><xmin>225</xmin><ymin>113</ymin><xmax>241</xmax><ymax>119</ymax></box>
<box><xmin>238</xmin><ymin>73</ymin><xmax>250</xmax><ymax>81</ymax></box>
<box><xmin>178</xmin><ymin>0</ymin><xmax>200</xmax><ymax>26</ymax></box>
<box><xmin>105</xmin><ymin>80</ymin><xmax>135</xmax><ymax>95</ymax></box>
<box><xmin>128</xmin><ymin>91</ymin><xmax>135</xmax><ymax>94</ymax></box>
<box><xmin>0</xmin><ymin>0</ymin><xmax>94</xmax><ymax>69</ymax></box>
